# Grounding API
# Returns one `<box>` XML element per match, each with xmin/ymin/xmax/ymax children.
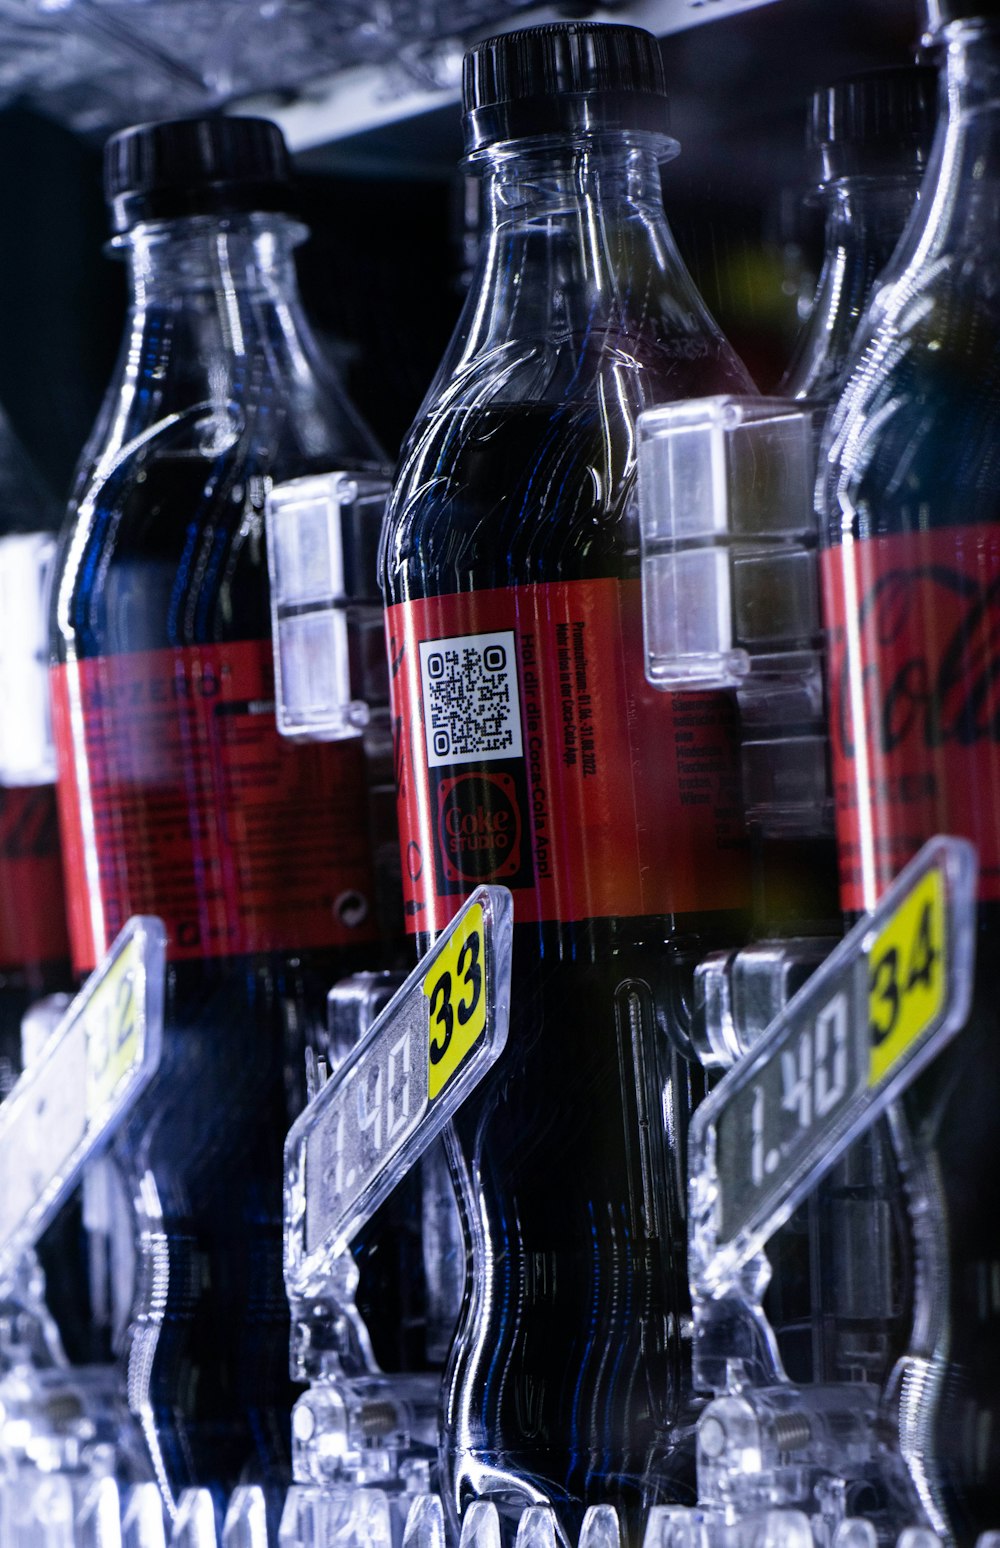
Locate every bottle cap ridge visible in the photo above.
<box><xmin>105</xmin><ymin>115</ymin><xmax>293</xmax><ymax>234</ymax></box>
<box><xmin>809</xmin><ymin>66</ymin><xmax>939</xmax><ymax>182</ymax></box>
<box><xmin>462</xmin><ymin>22</ymin><xmax>670</xmax><ymax>154</ymax></box>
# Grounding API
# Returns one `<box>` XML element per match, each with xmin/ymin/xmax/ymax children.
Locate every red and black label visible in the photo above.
<box><xmin>51</xmin><ymin>640</ymin><xmax>379</xmax><ymax>972</ymax></box>
<box><xmin>0</xmin><ymin>783</ymin><xmax>70</xmax><ymax>970</ymax></box>
<box><xmin>386</xmin><ymin>578</ymin><xmax>750</xmax><ymax>935</ymax></box>
<box><xmin>822</xmin><ymin>523</ymin><xmax>1000</xmax><ymax>912</ymax></box>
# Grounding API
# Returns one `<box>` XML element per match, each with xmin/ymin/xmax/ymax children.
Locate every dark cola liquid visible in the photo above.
<box><xmin>0</xmin><ymin>783</ymin><xmax>69</xmax><ymax>1090</ymax></box>
<box><xmin>383</xmin><ymin>395</ymin><xmax>752</xmax><ymax>1518</ymax></box>
<box><xmin>0</xmin><ymin>783</ymin><xmax>89</xmax><ymax>1363</ymax></box>
<box><xmin>55</xmin><ymin>446</ymin><xmax>395</xmax><ymax>1498</ymax></box>
<box><xmin>822</xmin><ymin>266</ymin><xmax>1000</xmax><ymax>1538</ymax></box>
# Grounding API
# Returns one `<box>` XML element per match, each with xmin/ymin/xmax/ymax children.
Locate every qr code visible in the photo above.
<box><xmin>418</xmin><ymin>630</ymin><xmax>523</xmax><ymax>768</ymax></box>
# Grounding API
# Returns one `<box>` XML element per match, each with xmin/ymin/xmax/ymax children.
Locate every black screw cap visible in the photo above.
<box><xmin>462</xmin><ymin>22</ymin><xmax>670</xmax><ymax>155</ymax></box>
<box><xmin>809</xmin><ymin>66</ymin><xmax>939</xmax><ymax>182</ymax></box>
<box><xmin>105</xmin><ymin>115</ymin><xmax>292</xmax><ymax>234</ymax></box>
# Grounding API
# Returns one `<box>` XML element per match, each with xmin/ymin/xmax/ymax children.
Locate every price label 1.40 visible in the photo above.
<box><xmin>689</xmin><ymin>836</ymin><xmax>977</xmax><ymax>1298</ymax></box>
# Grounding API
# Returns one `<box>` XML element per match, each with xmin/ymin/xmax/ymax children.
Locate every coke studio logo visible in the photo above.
<box><xmin>436</xmin><ymin>771</ymin><xmax>524</xmax><ymax>884</ymax></box>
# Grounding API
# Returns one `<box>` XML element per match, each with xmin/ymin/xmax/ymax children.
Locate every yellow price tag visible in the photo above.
<box><xmin>868</xmin><ymin>865</ymin><xmax>946</xmax><ymax>1087</ymax></box>
<box><xmin>85</xmin><ymin>940</ymin><xmax>142</xmax><ymax>1122</ymax></box>
<box><xmin>425</xmin><ymin>903</ymin><xmax>487</xmax><ymax>1101</ymax></box>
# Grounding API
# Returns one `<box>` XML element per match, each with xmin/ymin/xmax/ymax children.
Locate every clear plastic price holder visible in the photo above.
<box><xmin>637</xmin><ymin>396</ymin><xmax>828</xmax><ymax>836</ymax></box>
<box><xmin>0</xmin><ymin>915</ymin><xmax>166</xmax><ymax>1286</ymax></box>
<box><xmin>281</xmin><ymin>886</ymin><xmax>512</xmax><ymax>1511</ymax></box>
<box><xmin>689</xmin><ymin>836</ymin><xmax>976</xmax><ymax>1302</ymax></box>
<box><xmin>265</xmin><ymin>472</ymin><xmax>393</xmax><ymax>742</ymax></box>
<box><xmin>286</xmin><ymin>885</ymin><xmax>512</xmax><ymax>1292</ymax></box>
<box><xmin>673</xmin><ymin>837</ymin><xmax>977</xmax><ymax>1547</ymax></box>
<box><xmin>0</xmin><ymin>918</ymin><xmax>166</xmax><ymax>1546</ymax></box>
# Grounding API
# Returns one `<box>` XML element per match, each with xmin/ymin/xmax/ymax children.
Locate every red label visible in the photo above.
<box><xmin>822</xmin><ymin>524</ymin><xmax>1000</xmax><ymax>912</ymax></box>
<box><xmin>386</xmin><ymin>579</ymin><xmax>749</xmax><ymax>934</ymax></box>
<box><xmin>52</xmin><ymin>641</ymin><xmax>379</xmax><ymax>972</ymax></box>
<box><xmin>0</xmin><ymin>784</ymin><xmax>70</xmax><ymax>970</ymax></box>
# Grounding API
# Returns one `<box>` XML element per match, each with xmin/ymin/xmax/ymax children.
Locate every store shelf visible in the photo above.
<box><xmin>0</xmin><ymin>0</ymin><xmax>780</xmax><ymax>141</ymax></box>
<box><xmin>233</xmin><ymin>0</ymin><xmax>781</xmax><ymax>152</ymax></box>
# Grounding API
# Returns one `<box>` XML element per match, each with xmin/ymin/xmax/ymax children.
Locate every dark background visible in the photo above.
<box><xmin>0</xmin><ymin>0</ymin><xmax>923</xmax><ymax>505</ymax></box>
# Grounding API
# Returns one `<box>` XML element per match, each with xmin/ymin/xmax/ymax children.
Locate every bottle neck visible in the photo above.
<box><xmin>940</xmin><ymin>19</ymin><xmax>1000</xmax><ymax>182</ymax></box>
<box><xmin>882</xmin><ymin>23</ymin><xmax>1000</xmax><ymax>277</ymax></box>
<box><xmin>428</xmin><ymin>130</ymin><xmax>745</xmax><ymax>406</ymax></box>
<box><xmin>819</xmin><ymin>176</ymin><xmax>922</xmax><ymax>262</ymax></box>
<box><xmin>781</xmin><ymin>174</ymin><xmax>922</xmax><ymax>400</ymax></box>
<box><xmin>471</xmin><ymin>132</ymin><xmax>676</xmax><ymax>308</ymax></box>
<box><xmin>940</xmin><ymin>17</ymin><xmax>1000</xmax><ymax>117</ymax></box>
<box><xmin>934</xmin><ymin>19</ymin><xmax>1000</xmax><ymax>182</ymax></box>
<box><xmin>120</xmin><ymin>212</ymin><xmax>307</xmax><ymax>313</ymax></box>
<box><xmin>475</xmin><ymin>132</ymin><xmax>673</xmax><ymax>230</ymax></box>
<box><xmin>81</xmin><ymin>210</ymin><xmax>382</xmax><ymax>487</ymax></box>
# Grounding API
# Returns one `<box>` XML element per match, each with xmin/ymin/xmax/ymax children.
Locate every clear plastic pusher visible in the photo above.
<box><xmin>265</xmin><ymin>472</ymin><xmax>392</xmax><ymax>743</ymax></box>
<box><xmin>636</xmin><ymin>395</ymin><xmax>827</xmax><ymax>837</ymax></box>
<box><xmin>637</xmin><ymin>395</ymin><xmax>821</xmax><ymax>688</ymax></box>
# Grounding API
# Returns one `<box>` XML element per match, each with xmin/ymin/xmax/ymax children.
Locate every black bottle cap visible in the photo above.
<box><xmin>462</xmin><ymin>22</ymin><xmax>670</xmax><ymax>155</ymax></box>
<box><xmin>105</xmin><ymin>115</ymin><xmax>293</xmax><ymax>234</ymax></box>
<box><xmin>923</xmin><ymin>0</ymin><xmax>1000</xmax><ymax>34</ymax></box>
<box><xmin>809</xmin><ymin>66</ymin><xmax>939</xmax><ymax>183</ymax></box>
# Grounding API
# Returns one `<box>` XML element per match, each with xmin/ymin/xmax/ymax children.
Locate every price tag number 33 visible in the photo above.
<box><xmin>425</xmin><ymin>903</ymin><xmax>487</xmax><ymax>1101</ymax></box>
<box><xmin>868</xmin><ymin>868</ymin><xmax>946</xmax><ymax>1087</ymax></box>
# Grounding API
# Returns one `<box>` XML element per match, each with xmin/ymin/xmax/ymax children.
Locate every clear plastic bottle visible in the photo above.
<box><xmin>49</xmin><ymin>117</ymin><xmax>385</xmax><ymax>1506</ymax></box>
<box><xmin>765</xmin><ymin>66</ymin><xmax>938</xmax><ymax>1396</ymax></box>
<box><xmin>818</xmin><ymin>3</ymin><xmax>1000</xmax><ymax>1534</ymax></box>
<box><xmin>781</xmin><ymin>65</ymin><xmax>937</xmax><ymax>402</ymax></box>
<box><xmin>381</xmin><ymin>22</ymin><xmax>755</xmax><ymax>1524</ymax></box>
<box><xmin>0</xmin><ymin>416</ymin><xmax>81</xmax><ymax>1362</ymax></box>
<box><xmin>0</xmin><ymin>416</ymin><xmax>69</xmax><ymax>1094</ymax></box>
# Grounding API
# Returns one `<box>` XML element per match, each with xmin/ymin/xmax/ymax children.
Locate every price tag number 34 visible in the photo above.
<box><xmin>425</xmin><ymin>903</ymin><xmax>487</xmax><ymax>1101</ymax></box>
<box><xmin>868</xmin><ymin>868</ymin><xmax>946</xmax><ymax>1087</ymax></box>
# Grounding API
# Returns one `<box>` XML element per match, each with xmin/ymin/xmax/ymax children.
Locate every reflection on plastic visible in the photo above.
<box><xmin>266</xmin><ymin>474</ymin><xmax>392</xmax><ymax>743</ymax></box>
<box><xmin>0</xmin><ymin>915</ymin><xmax>165</xmax><ymax>1281</ymax></box>
<box><xmin>689</xmin><ymin>835</ymin><xmax>976</xmax><ymax>1299</ymax></box>
<box><xmin>284</xmin><ymin>886</ymin><xmax>512</xmax><ymax>1298</ymax></box>
<box><xmin>0</xmin><ymin>1475</ymin><xmax>990</xmax><ymax>1548</ymax></box>
<box><xmin>636</xmin><ymin>396</ymin><xmax>829</xmax><ymax>836</ymax></box>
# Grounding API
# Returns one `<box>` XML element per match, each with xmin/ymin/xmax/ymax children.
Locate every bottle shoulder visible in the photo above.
<box><xmin>54</xmin><ymin>386</ymin><xmax>385</xmax><ymax>661</ymax></box>
<box><xmin>780</xmin><ymin>244</ymin><xmax>887</xmax><ymax>402</ymax></box>
<box><xmin>53</xmin><ymin>286</ymin><xmax>388</xmax><ymax>661</ymax></box>
<box><xmin>383</xmin><ymin>338</ymin><xmax>754</xmax><ymax>599</ymax></box>
<box><xmin>820</xmin><ymin>252</ymin><xmax>1000</xmax><ymax>542</ymax></box>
